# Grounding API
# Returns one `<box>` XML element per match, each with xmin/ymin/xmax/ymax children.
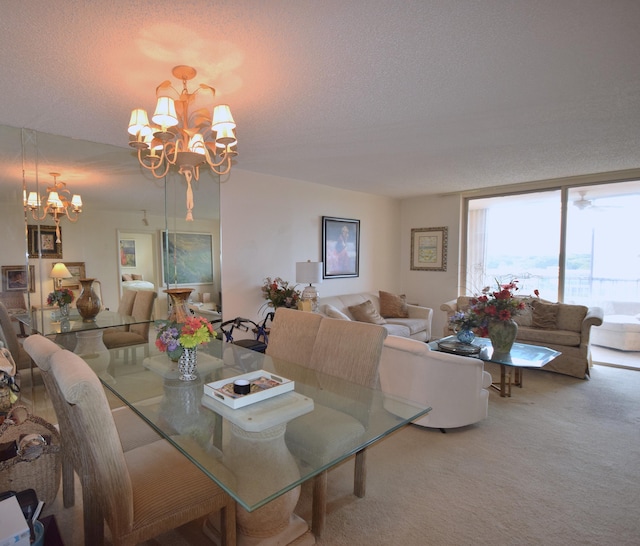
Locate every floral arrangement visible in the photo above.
<box><xmin>47</xmin><ymin>287</ymin><xmax>74</xmax><ymax>307</ymax></box>
<box><xmin>453</xmin><ymin>280</ymin><xmax>539</xmax><ymax>336</ymax></box>
<box><xmin>155</xmin><ymin>315</ymin><xmax>216</xmax><ymax>360</ymax></box>
<box><xmin>449</xmin><ymin>310</ymin><xmax>482</xmax><ymax>332</ymax></box>
<box><xmin>261</xmin><ymin>277</ymin><xmax>301</xmax><ymax>309</ymax></box>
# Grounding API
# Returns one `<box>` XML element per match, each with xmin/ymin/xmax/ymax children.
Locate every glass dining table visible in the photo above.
<box><xmin>78</xmin><ymin>337</ymin><xmax>430</xmax><ymax>544</ymax></box>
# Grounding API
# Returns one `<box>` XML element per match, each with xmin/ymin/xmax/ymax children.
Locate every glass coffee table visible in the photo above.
<box><xmin>431</xmin><ymin>335</ymin><xmax>561</xmax><ymax>397</ymax></box>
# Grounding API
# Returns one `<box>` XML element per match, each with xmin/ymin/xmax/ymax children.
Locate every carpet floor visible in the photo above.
<box><xmin>38</xmin><ymin>362</ymin><xmax>640</xmax><ymax>546</ymax></box>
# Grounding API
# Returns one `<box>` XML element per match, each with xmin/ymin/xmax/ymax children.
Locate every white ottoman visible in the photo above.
<box><xmin>591</xmin><ymin>314</ymin><xmax>640</xmax><ymax>351</ymax></box>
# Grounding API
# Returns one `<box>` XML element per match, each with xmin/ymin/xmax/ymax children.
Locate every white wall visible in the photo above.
<box><xmin>399</xmin><ymin>193</ymin><xmax>463</xmax><ymax>339</ymax></box>
<box><xmin>220</xmin><ymin>170</ymin><xmax>402</xmax><ymax>322</ymax></box>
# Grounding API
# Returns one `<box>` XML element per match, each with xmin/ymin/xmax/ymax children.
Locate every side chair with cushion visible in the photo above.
<box><xmin>0</xmin><ymin>301</ymin><xmax>31</xmax><ymax>371</ymax></box>
<box><xmin>24</xmin><ymin>334</ymin><xmax>162</xmax><ymax>509</ymax></box>
<box><xmin>46</xmin><ymin>346</ymin><xmax>236</xmax><ymax>546</ymax></box>
<box><xmin>0</xmin><ymin>291</ymin><xmax>28</xmax><ymax>337</ymax></box>
<box><xmin>103</xmin><ymin>290</ymin><xmax>157</xmax><ymax>360</ymax></box>
<box><xmin>266</xmin><ymin>308</ymin><xmax>387</xmax><ymax>536</ymax></box>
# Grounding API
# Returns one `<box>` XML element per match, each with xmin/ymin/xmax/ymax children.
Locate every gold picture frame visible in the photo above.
<box><xmin>410</xmin><ymin>226</ymin><xmax>448</xmax><ymax>271</ymax></box>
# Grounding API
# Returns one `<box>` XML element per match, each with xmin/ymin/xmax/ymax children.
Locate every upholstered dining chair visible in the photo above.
<box><xmin>103</xmin><ymin>290</ymin><xmax>157</xmax><ymax>358</ymax></box>
<box><xmin>0</xmin><ymin>301</ymin><xmax>31</xmax><ymax>371</ymax></box>
<box><xmin>45</xmin><ymin>345</ymin><xmax>236</xmax><ymax>546</ymax></box>
<box><xmin>265</xmin><ymin>308</ymin><xmax>387</xmax><ymax>536</ymax></box>
<box><xmin>23</xmin><ymin>334</ymin><xmax>162</xmax><ymax>509</ymax></box>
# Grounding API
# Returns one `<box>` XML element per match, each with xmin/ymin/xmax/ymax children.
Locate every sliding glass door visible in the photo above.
<box><xmin>465</xmin><ymin>180</ymin><xmax>640</xmax><ymax>307</ymax></box>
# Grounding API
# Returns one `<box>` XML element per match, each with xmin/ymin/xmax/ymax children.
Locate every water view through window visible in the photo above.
<box><xmin>466</xmin><ymin>181</ymin><xmax>640</xmax><ymax>309</ymax></box>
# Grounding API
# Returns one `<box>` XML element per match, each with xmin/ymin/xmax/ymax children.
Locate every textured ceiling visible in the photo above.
<box><xmin>1</xmin><ymin>0</ymin><xmax>640</xmax><ymax>210</ymax></box>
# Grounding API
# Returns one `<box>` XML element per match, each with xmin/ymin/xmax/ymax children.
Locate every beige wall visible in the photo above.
<box><xmin>220</xmin><ymin>169</ymin><xmax>405</xmax><ymax>322</ymax></box>
<box><xmin>399</xmin><ymin>193</ymin><xmax>463</xmax><ymax>339</ymax></box>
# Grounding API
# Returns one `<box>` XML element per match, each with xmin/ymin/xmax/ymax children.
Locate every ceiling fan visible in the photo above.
<box><xmin>573</xmin><ymin>191</ymin><xmax>593</xmax><ymax>210</ymax></box>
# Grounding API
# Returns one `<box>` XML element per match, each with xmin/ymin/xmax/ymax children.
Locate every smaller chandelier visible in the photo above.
<box><xmin>127</xmin><ymin>65</ymin><xmax>238</xmax><ymax>221</ymax></box>
<box><xmin>24</xmin><ymin>172</ymin><xmax>82</xmax><ymax>243</ymax></box>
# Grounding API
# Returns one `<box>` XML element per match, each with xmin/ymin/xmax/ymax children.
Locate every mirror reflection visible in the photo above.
<box><xmin>0</xmin><ymin>124</ymin><xmax>221</xmax><ymax>322</ymax></box>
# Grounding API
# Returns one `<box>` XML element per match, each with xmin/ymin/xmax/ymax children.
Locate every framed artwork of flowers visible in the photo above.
<box><xmin>410</xmin><ymin>226</ymin><xmax>448</xmax><ymax>271</ymax></box>
<box><xmin>27</xmin><ymin>225</ymin><xmax>62</xmax><ymax>259</ymax></box>
<box><xmin>322</xmin><ymin>216</ymin><xmax>360</xmax><ymax>278</ymax></box>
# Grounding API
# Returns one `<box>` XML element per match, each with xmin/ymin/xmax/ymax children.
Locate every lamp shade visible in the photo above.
<box><xmin>50</xmin><ymin>262</ymin><xmax>72</xmax><ymax>279</ymax></box>
<box><xmin>296</xmin><ymin>261</ymin><xmax>323</xmax><ymax>284</ymax></box>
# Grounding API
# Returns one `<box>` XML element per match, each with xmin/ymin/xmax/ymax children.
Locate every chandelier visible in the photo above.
<box><xmin>24</xmin><ymin>172</ymin><xmax>82</xmax><ymax>243</ymax></box>
<box><xmin>127</xmin><ymin>65</ymin><xmax>238</xmax><ymax>221</ymax></box>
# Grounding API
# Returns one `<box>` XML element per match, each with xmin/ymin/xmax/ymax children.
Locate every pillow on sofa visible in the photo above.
<box><xmin>348</xmin><ymin>300</ymin><xmax>387</xmax><ymax>325</ymax></box>
<box><xmin>379</xmin><ymin>290</ymin><xmax>409</xmax><ymax>318</ymax></box>
<box><xmin>324</xmin><ymin>304</ymin><xmax>351</xmax><ymax>321</ymax></box>
<box><xmin>532</xmin><ymin>301</ymin><xmax>559</xmax><ymax>329</ymax></box>
<box><xmin>513</xmin><ymin>297</ymin><xmax>535</xmax><ymax>327</ymax></box>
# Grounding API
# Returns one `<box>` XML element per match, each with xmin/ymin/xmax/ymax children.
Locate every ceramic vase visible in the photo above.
<box><xmin>178</xmin><ymin>347</ymin><xmax>198</xmax><ymax>381</ymax></box>
<box><xmin>76</xmin><ymin>278</ymin><xmax>101</xmax><ymax>322</ymax></box>
<box><xmin>488</xmin><ymin>319</ymin><xmax>518</xmax><ymax>354</ymax></box>
<box><xmin>165</xmin><ymin>288</ymin><xmax>194</xmax><ymax>323</ymax></box>
<box><xmin>456</xmin><ymin>328</ymin><xmax>476</xmax><ymax>344</ymax></box>
<box><xmin>59</xmin><ymin>303</ymin><xmax>70</xmax><ymax>318</ymax></box>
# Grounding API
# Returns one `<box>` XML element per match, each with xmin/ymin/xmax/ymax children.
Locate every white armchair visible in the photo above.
<box><xmin>379</xmin><ymin>335</ymin><xmax>491</xmax><ymax>431</ymax></box>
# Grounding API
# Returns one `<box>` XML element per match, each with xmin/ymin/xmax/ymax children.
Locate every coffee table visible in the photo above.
<box><xmin>431</xmin><ymin>336</ymin><xmax>561</xmax><ymax>397</ymax></box>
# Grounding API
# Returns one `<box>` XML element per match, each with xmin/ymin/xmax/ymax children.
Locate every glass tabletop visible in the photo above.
<box><xmin>81</xmin><ymin>338</ymin><xmax>430</xmax><ymax>512</ymax></box>
<box><xmin>15</xmin><ymin>309</ymin><xmax>151</xmax><ymax>337</ymax></box>
<box><xmin>431</xmin><ymin>335</ymin><xmax>561</xmax><ymax>368</ymax></box>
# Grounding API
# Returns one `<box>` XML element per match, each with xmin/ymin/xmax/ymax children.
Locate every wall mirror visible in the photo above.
<box><xmin>0</xmin><ymin>123</ymin><xmax>221</xmax><ymax>320</ymax></box>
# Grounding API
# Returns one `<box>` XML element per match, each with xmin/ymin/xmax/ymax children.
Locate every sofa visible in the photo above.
<box><xmin>441</xmin><ymin>296</ymin><xmax>604</xmax><ymax>379</ymax></box>
<box><xmin>317</xmin><ymin>291</ymin><xmax>433</xmax><ymax>341</ymax></box>
<box><xmin>379</xmin><ymin>335</ymin><xmax>491</xmax><ymax>430</ymax></box>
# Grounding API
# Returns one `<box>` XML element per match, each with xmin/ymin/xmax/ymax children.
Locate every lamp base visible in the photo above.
<box><xmin>300</xmin><ymin>285</ymin><xmax>319</xmax><ymax>312</ymax></box>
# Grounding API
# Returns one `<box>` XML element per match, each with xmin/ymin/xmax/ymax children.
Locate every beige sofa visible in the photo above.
<box><xmin>441</xmin><ymin>296</ymin><xmax>604</xmax><ymax>379</ymax></box>
<box><xmin>317</xmin><ymin>292</ymin><xmax>433</xmax><ymax>341</ymax></box>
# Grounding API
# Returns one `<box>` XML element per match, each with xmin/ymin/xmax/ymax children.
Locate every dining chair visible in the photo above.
<box><xmin>0</xmin><ymin>301</ymin><xmax>32</xmax><ymax>371</ymax></box>
<box><xmin>46</xmin><ymin>345</ymin><xmax>236</xmax><ymax>546</ymax></box>
<box><xmin>103</xmin><ymin>290</ymin><xmax>157</xmax><ymax>361</ymax></box>
<box><xmin>23</xmin><ymin>334</ymin><xmax>162</xmax><ymax>509</ymax></box>
<box><xmin>265</xmin><ymin>309</ymin><xmax>387</xmax><ymax>536</ymax></box>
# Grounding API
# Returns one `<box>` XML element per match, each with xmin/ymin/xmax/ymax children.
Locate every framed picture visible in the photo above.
<box><xmin>1</xmin><ymin>265</ymin><xmax>35</xmax><ymax>292</ymax></box>
<box><xmin>322</xmin><ymin>216</ymin><xmax>360</xmax><ymax>278</ymax></box>
<box><xmin>55</xmin><ymin>261</ymin><xmax>86</xmax><ymax>291</ymax></box>
<box><xmin>119</xmin><ymin>239</ymin><xmax>137</xmax><ymax>268</ymax></box>
<box><xmin>27</xmin><ymin>225</ymin><xmax>62</xmax><ymax>259</ymax></box>
<box><xmin>410</xmin><ymin>226</ymin><xmax>448</xmax><ymax>271</ymax></box>
<box><xmin>161</xmin><ymin>231</ymin><xmax>214</xmax><ymax>285</ymax></box>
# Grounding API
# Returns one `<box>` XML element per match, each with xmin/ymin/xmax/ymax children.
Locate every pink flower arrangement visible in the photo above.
<box><xmin>155</xmin><ymin>315</ymin><xmax>216</xmax><ymax>360</ymax></box>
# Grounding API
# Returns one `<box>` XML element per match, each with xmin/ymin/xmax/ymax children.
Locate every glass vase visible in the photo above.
<box><xmin>76</xmin><ymin>278</ymin><xmax>101</xmax><ymax>322</ymax></box>
<box><xmin>456</xmin><ymin>328</ymin><xmax>476</xmax><ymax>345</ymax></box>
<box><xmin>178</xmin><ymin>347</ymin><xmax>198</xmax><ymax>381</ymax></box>
<box><xmin>488</xmin><ymin>319</ymin><xmax>518</xmax><ymax>354</ymax></box>
<box><xmin>59</xmin><ymin>303</ymin><xmax>70</xmax><ymax>318</ymax></box>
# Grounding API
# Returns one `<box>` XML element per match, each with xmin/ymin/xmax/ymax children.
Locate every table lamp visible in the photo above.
<box><xmin>50</xmin><ymin>262</ymin><xmax>72</xmax><ymax>290</ymax></box>
<box><xmin>296</xmin><ymin>260</ymin><xmax>323</xmax><ymax>312</ymax></box>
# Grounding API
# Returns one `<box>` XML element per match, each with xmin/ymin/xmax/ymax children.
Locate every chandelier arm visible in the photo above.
<box><xmin>137</xmin><ymin>148</ymin><xmax>172</xmax><ymax>179</ymax></box>
<box><xmin>202</xmin><ymin>142</ymin><xmax>234</xmax><ymax>169</ymax></box>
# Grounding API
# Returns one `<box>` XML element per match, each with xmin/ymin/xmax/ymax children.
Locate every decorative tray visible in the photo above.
<box><xmin>203</xmin><ymin>370</ymin><xmax>294</xmax><ymax>409</ymax></box>
<box><xmin>436</xmin><ymin>340</ymin><xmax>481</xmax><ymax>356</ymax></box>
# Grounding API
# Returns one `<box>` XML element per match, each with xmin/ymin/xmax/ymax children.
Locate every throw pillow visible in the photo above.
<box><xmin>348</xmin><ymin>300</ymin><xmax>387</xmax><ymax>325</ymax></box>
<box><xmin>532</xmin><ymin>301</ymin><xmax>559</xmax><ymax>329</ymax></box>
<box><xmin>131</xmin><ymin>274</ymin><xmax>143</xmax><ymax>280</ymax></box>
<box><xmin>122</xmin><ymin>274</ymin><xmax>133</xmax><ymax>282</ymax></box>
<box><xmin>324</xmin><ymin>304</ymin><xmax>351</xmax><ymax>321</ymax></box>
<box><xmin>379</xmin><ymin>290</ymin><xmax>409</xmax><ymax>318</ymax></box>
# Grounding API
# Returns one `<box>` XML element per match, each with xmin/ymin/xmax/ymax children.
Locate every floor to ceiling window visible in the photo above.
<box><xmin>465</xmin><ymin>180</ymin><xmax>640</xmax><ymax>308</ymax></box>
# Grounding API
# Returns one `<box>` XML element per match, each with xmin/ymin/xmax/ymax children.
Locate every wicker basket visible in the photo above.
<box><xmin>0</xmin><ymin>406</ymin><xmax>61</xmax><ymax>505</ymax></box>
